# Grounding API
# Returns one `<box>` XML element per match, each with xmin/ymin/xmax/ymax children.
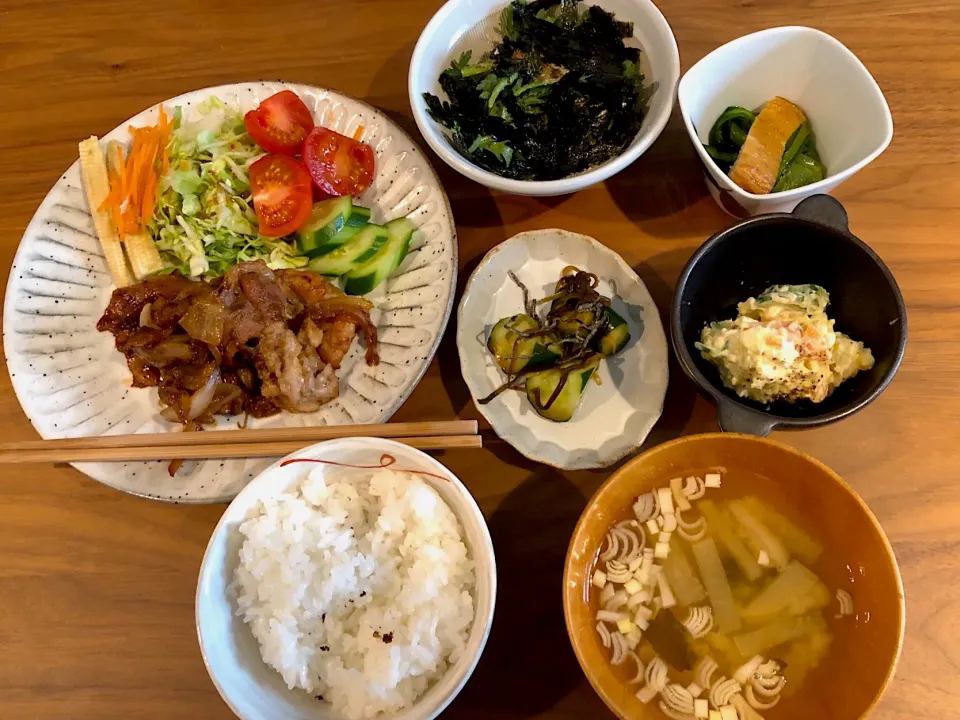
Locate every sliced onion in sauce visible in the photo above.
<box><xmin>160</xmin><ymin>406</ymin><xmax>181</xmax><ymax>423</ymax></box>
<box><xmin>186</xmin><ymin>366</ymin><xmax>220</xmax><ymax>421</ymax></box>
<box><xmin>179</xmin><ymin>296</ymin><xmax>225</xmax><ymax>346</ymax></box>
<box><xmin>203</xmin><ymin>383</ymin><xmax>244</xmax><ymax>418</ymax></box>
<box><xmin>139</xmin><ymin>302</ymin><xmax>156</xmax><ymax>328</ymax></box>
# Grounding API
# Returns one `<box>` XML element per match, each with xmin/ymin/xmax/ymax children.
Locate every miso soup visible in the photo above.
<box><xmin>588</xmin><ymin>470</ymin><xmax>854</xmax><ymax>720</ymax></box>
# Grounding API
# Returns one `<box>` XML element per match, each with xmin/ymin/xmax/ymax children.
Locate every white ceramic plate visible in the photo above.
<box><xmin>3</xmin><ymin>82</ymin><xmax>457</xmax><ymax>503</ymax></box>
<box><xmin>196</xmin><ymin>437</ymin><xmax>496</xmax><ymax>720</ymax></box>
<box><xmin>457</xmin><ymin>230</ymin><xmax>668</xmax><ymax>469</ymax></box>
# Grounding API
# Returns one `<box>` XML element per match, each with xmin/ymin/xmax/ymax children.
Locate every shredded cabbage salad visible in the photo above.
<box><xmin>150</xmin><ymin>98</ymin><xmax>307</xmax><ymax>278</ymax></box>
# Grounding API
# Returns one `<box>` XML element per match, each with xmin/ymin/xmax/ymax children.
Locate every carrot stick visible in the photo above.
<box><xmin>100</xmin><ymin>105</ymin><xmax>171</xmax><ymax>238</ymax></box>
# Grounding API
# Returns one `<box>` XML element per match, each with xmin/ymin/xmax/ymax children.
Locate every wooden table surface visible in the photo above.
<box><xmin>2</xmin><ymin>0</ymin><xmax>958</xmax><ymax>718</ymax></box>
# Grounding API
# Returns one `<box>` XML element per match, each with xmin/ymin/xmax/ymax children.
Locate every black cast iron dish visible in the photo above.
<box><xmin>671</xmin><ymin>195</ymin><xmax>908</xmax><ymax>435</ymax></box>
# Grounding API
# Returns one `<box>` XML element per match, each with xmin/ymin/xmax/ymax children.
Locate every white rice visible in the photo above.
<box><xmin>233</xmin><ymin>466</ymin><xmax>476</xmax><ymax>719</ymax></box>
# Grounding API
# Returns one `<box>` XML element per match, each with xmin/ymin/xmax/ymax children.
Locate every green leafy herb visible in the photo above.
<box><xmin>477</xmin><ymin>72</ymin><xmax>501</xmax><ymax>99</ymax></box>
<box><xmin>773</xmin><ymin>152</ymin><xmax>825</xmax><ymax>192</ymax></box>
<box><xmin>497</xmin><ymin>4</ymin><xmax>518</xmax><ymax>40</ymax></box>
<box><xmin>535</xmin><ymin>0</ymin><xmax>586</xmax><ymax>29</ymax></box>
<box><xmin>778</xmin><ymin>123</ymin><xmax>809</xmax><ymax>174</ymax></box>
<box><xmin>513</xmin><ymin>80</ymin><xmax>553</xmax><ymax>114</ymax></box>
<box><xmin>468</xmin><ymin>135</ymin><xmax>515</xmax><ymax>166</ymax></box>
<box><xmin>707</xmin><ymin>106</ymin><xmax>756</xmax><ymax>152</ymax></box>
<box><xmin>462</xmin><ymin>60</ymin><xmax>495</xmax><ymax>78</ymax></box>
<box><xmin>487</xmin><ymin>73</ymin><xmax>518</xmax><ymax>109</ymax></box>
<box><xmin>444</xmin><ymin>51</ymin><xmax>495</xmax><ymax>80</ymax></box>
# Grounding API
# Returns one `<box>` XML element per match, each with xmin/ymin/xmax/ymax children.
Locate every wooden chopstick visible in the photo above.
<box><xmin>0</xmin><ymin>420</ymin><xmax>478</xmax><ymax>453</ymax></box>
<box><xmin>0</xmin><ymin>434</ymin><xmax>481</xmax><ymax>465</ymax></box>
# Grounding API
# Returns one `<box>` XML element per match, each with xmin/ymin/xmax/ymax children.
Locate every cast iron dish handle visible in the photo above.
<box><xmin>717</xmin><ymin>402</ymin><xmax>776</xmax><ymax>436</ymax></box>
<box><xmin>791</xmin><ymin>194</ymin><xmax>850</xmax><ymax>232</ymax></box>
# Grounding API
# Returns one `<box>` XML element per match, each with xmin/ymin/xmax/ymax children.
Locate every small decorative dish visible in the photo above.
<box><xmin>457</xmin><ymin>229</ymin><xmax>668</xmax><ymax>469</ymax></box>
<box><xmin>678</xmin><ymin>26</ymin><xmax>893</xmax><ymax>216</ymax></box>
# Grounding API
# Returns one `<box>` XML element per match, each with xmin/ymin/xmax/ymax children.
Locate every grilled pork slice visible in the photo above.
<box><xmin>255</xmin><ymin>322</ymin><xmax>339</xmax><ymax>413</ymax></box>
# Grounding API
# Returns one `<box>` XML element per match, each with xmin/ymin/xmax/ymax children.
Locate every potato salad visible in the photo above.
<box><xmin>696</xmin><ymin>284</ymin><xmax>874</xmax><ymax>404</ymax></box>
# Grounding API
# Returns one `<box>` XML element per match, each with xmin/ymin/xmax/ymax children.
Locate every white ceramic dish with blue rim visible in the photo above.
<box><xmin>409</xmin><ymin>0</ymin><xmax>680</xmax><ymax>196</ymax></box>
<box><xmin>2</xmin><ymin>82</ymin><xmax>458</xmax><ymax>503</ymax></box>
<box><xmin>196</xmin><ymin>436</ymin><xmax>496</xmax><ymax>720</ymax></box>
<box><xmin>457</xmin><ymin>229</ymin><xmax>669</xmax><ymax>469</ymax></box>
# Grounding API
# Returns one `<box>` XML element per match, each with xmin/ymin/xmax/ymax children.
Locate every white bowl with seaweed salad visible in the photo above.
<box><xmin>409</xmin><ymin>0</ymin><xmax>680</xmax><ymax>196</ymax></box>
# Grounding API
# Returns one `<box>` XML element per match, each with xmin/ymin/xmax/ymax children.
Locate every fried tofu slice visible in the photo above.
<box><xmin>729</xmin><ymin>96</ymin><xmax>806</xmax><ymax>194</ymax></box>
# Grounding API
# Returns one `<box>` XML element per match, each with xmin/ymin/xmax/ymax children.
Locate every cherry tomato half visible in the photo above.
<box><xmin>248</xmin><ymin>155</ymin><xmax>313</xmax><ymax>237</ymax></box>
<box><xmin>302</xmin><ymin>127</ymin><xmax>375</xmax><ymax>197</ymax></box>
<box><xmin>243</xmin><ymin>90</ymin><xmax>315</xmax><ymax>155</ymax></box>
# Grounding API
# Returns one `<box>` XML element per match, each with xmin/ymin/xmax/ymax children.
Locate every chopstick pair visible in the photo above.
<box><xmin>0</xmin><ymin>421</ymin><xmax>481</xmax><ymax>465</ymax></box>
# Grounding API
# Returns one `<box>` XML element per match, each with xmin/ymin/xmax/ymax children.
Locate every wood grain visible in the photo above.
<box><xmin>1</xmin><ymin>0</ymin><xmax>958</xmax><ymax>718</ymax></box>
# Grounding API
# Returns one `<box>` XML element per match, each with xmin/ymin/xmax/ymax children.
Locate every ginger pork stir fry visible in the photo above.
<box><xmin>97</xmin><ymin>260</ymin><xmax>378</xmax><ymax>428</ymax></box>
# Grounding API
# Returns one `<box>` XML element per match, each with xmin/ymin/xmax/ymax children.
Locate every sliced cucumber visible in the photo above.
<box><xmin>342</xmin><ymin>217</ymin><xmax>414</xmax><ymax>296</ymax></box>
<box><xmin>549</xmin><ymin>294</ymin><xmax>596</xmax><ymax>336</ymax></box>
<box><xmin>346</xmin><ymin>205</ymin><xmax>372</xmax><ymax>227</ymax></box>
<box><xmin>488</xmin><ymin>315</ymin><xmax>561</xmax><ymax>374</ymax></box>
<box><xmin>327</xmin><ymin>223</ymin><xmax>363</xmax><ymax>245</ymax></box>
<box><xmin>595</xmin><ymin>307</ymin><xmax>631</xmax><ymax>356</ymax></box>
<box><xmin>297</xmin><ymin>197</ymin><xmax>354</xmax><ymax>256</ymax></box>
<box><xmin>525</xmin><ymin>356</ymin><xmax>600</xmax><ymax>422</ymax></box>
<box><xmin>556</xmin><ymin>309</ymin><xmax>596</xmax><ymax>336</ymax></box>
<box><xmin>307</xmin><ymin>224</ymin><xmax>388</xmax><ymax>276</ymax></box>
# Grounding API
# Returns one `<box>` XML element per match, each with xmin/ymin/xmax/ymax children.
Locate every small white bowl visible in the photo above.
<box><xmin>409</xmin><ymin>0</ymin><xmax>680</xmax><ymax>196</ymax></box>
<box><xmin>678</xmin><ymin>26</ymin><xmax>893</xmax><ymax>216</ymax></box>
<box><xmin>196</xmin><ymin>437</ymin><xmax>496</xmax><ymax>720</ymax></box>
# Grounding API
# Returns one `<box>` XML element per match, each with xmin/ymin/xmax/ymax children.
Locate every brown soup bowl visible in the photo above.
<box><xmin>563</xmin><ymin>433</ymin><xmax>904</xmax><ymax>720</ymax></box>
